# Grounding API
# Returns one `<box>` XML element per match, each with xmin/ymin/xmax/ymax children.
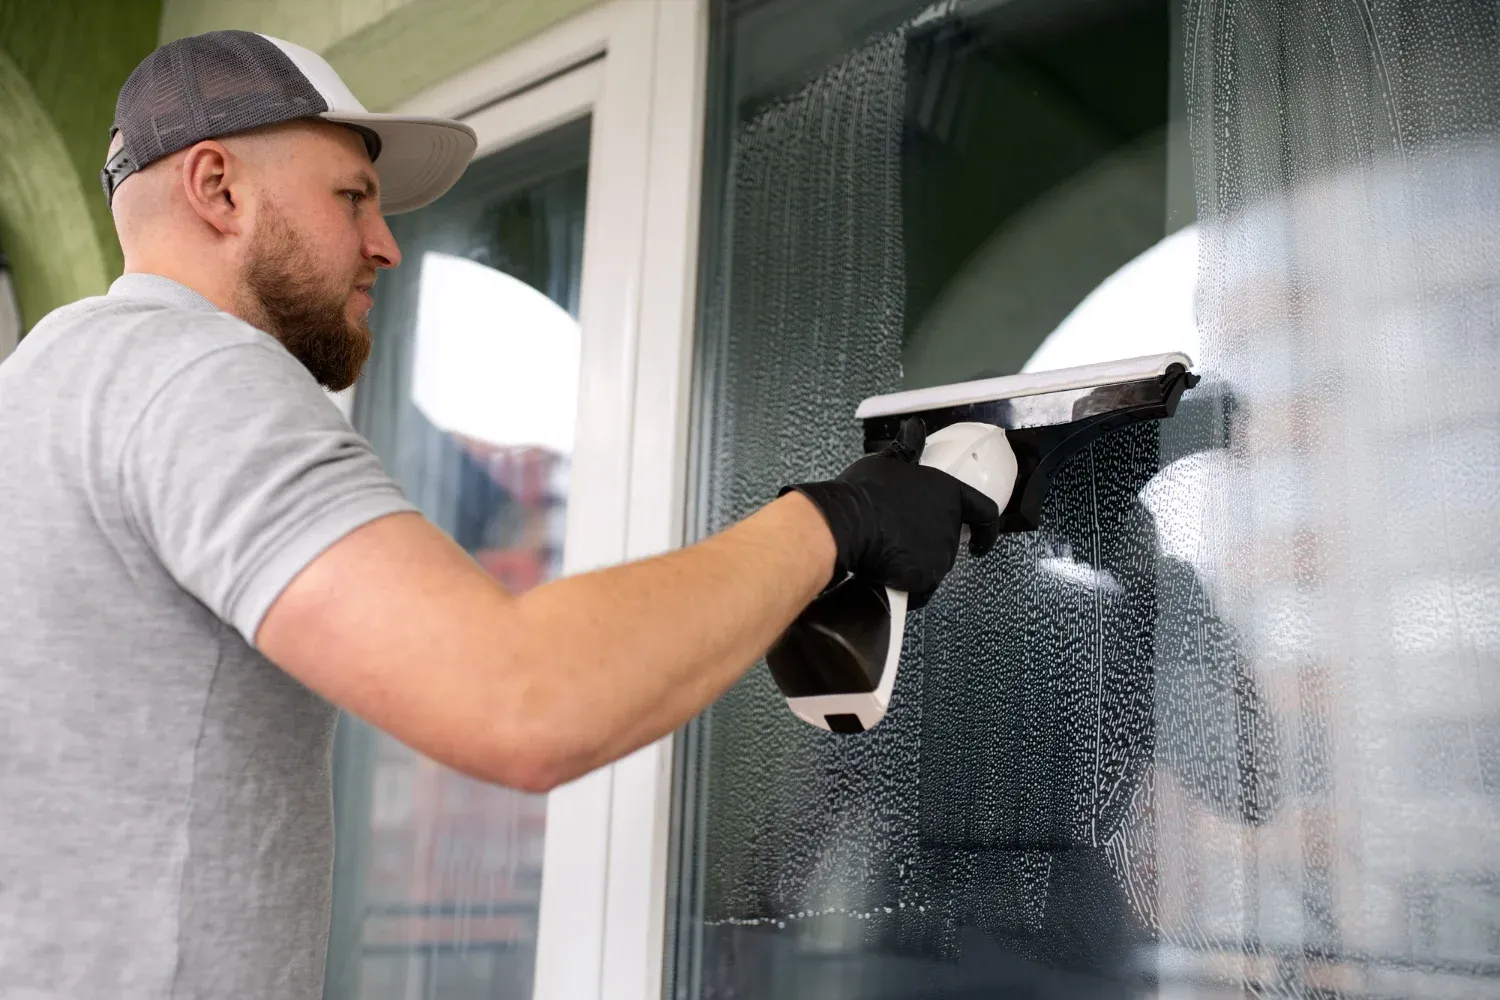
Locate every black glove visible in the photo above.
<box><xmin>782</xmin><ymin>417</ymin><xmax>1003</xmax><ymax>607</ymax></box>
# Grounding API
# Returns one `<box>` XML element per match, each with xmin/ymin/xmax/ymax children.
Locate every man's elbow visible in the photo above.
<box><xmin>490</xmin><ymin>749</ymin><xmax>571</xmax><ymax>795</ymax></box>
<box><xmin>462</xmin><ymin>727</ymin><xmax>592</xmax><ymax>795</ymax></box>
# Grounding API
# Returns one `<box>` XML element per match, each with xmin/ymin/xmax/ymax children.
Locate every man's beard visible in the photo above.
<box><xmin>240</xmin><ymin>207</ymin><xmax>373</xmax><ymax>392</ymax></box>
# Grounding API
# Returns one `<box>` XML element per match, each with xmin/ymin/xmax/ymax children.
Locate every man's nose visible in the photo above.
<box><xmin>366</xmin><ymin>214</ymin><xmax>402</xmax><ymax>269</ymax></box>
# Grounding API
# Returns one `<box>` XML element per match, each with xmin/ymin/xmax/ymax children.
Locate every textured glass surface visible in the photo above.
<box><xmin>324</xmin><ymin>120</ymin><xmax>589</xmax><ymax>1000</ymax></box>
<box><xmin>673</xmin><ymin>0</ymin><xmax>1500</xmax><ymax>996</ymax></box>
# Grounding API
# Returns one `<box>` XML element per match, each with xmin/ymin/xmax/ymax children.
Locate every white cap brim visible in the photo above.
<box><xmin>321</xmin><ymin>111</ymin><xmax>477</xmax><ymax>215</ymax></box>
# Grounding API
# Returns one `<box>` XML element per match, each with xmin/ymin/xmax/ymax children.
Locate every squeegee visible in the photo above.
<box><xmin>765</xmin><ymin>352</ymin><xmax>1199</xmax><ymax>733</ymax></box>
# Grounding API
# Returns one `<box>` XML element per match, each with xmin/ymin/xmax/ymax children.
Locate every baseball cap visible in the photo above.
<box><xmin>101</xmin><ymin>30</ymin><xmax>477</xmax><ymax>214</ymax></box>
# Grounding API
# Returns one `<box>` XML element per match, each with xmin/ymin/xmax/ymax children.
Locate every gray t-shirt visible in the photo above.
<box><xmin>0</xmin><ymin>274</ymin><xmax>415</xmax><ymax>998</ymax></box>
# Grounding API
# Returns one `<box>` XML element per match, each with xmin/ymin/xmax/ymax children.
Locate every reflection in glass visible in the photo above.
<box><xmin>411</xmin><ymin>252</ymin><xmax>580</xmax><ymax>457</ymax></box>
<box><xmin>325</xmin><ymin>119</ymin><xmax>589</xmax><ymax>1000</ymax></box>
<box><xmin>1023</xmin><ymin>225</ymin><xmax>1198</xmax><ymax>374</ymax></box>
<box><xmin>672</xmin><ymin>0</ymin><xmax>1499</xmax><ymax>997</ymax></box>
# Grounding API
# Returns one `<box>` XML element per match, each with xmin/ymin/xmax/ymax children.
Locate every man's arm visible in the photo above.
<box><xmin>120</xmin><ymin>340</ymin><xmax>994</xmax><ymax>792</ymax></box>
<box><xmin>257</xmin><ymin>491</ymin><xmax>836</xmax><ymax>792</ymax></box>
<box><xmin>120</xmin><ymin>334</ymin><xmax>997</xmax><ymax>794</ymax></box>
<box><xmin>117</xmin><ymin>338</ymin><xmax>865</xmax><ymax>794</ymax></box>
<box><xmin>257</xmin><ymin>417</ymin><xmax>1000</xmax><ymax>793</ymax></box>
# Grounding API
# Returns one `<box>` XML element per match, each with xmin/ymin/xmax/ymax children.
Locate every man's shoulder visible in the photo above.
<box><xmin>12</xmin><ymin>286</ymin><xmax>324</xmax><ymax>446</ymax></box>
<box><xmin>33</xmin><ymin>286</ymin><xmax>306</xmax><ymax>390</ymax></box>
<box><xmin>59</xmin><ymin>287</ymin><xmax>273</xmax><ymax>352</ymax></box>
<box><xmin>26</xmin><ymin>283</ymin><xmax>260</xmax><ymax>360</ymax></box>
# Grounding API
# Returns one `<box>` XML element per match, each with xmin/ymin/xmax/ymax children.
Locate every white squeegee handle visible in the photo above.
<box><xmin>856</xmin><ymin>352</ymin><xmax>1194</xmax><ymax>420</ymax></box>
<box><xmin>880</xmin><ymin>421</ymin><xmax>1019</xmax><ymax>680</ymax></box>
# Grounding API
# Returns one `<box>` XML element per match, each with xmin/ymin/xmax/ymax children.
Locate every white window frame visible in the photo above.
<box><xmin>388</xmin><ymin>3</ymin><xmax>709</xmax><ymax>999</ymax></box>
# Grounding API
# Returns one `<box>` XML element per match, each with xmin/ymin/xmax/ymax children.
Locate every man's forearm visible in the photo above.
<box><xmin>260</xmin><ymin>418</ymin><xmax>988</xmax><ymax>794</ymax></box>
<box><xmin>505</xmin><ymin>491</ymin><xmax>835</xmax><ymax>785</ymax></box>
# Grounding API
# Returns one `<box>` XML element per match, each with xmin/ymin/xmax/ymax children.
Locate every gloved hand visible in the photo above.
<box><xmin>781</xmin><ymin>417</ymin><xmax>1002</xmax><ymax>607</ymax></box>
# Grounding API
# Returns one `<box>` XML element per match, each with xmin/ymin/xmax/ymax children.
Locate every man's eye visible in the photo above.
<box><xmin>344</xmin><ymin>190</ymin><xmax>364</xmax><ymax>207</ymax></box>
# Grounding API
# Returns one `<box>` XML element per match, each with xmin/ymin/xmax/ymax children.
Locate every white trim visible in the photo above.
<box><xmin>600</xmin><ymin>2</ymin><xmax>710</xmax><ymax>998</ymax></box>
<box><xmin>466</xmin><ymin>60</ymin><xmax>603</xmax><ymax>159</ymax></box>
<box><xmin>378</xmin><ymin>5</ymin><xmax>708</xmax><ymax>998</ymax></box>
<box><xmin>532</xmin><ymin>5</ymin><xmax>659</xmax><ymax>998</ymax></box>
<box><xmin>391</xmin><ymin>3</ymin><xmax>620</xmax><ymax>121</ymax></box>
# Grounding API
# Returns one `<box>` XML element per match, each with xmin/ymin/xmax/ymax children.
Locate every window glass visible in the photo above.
<box><xmin>671</xmin><ymin>0</ymin><xmax>1500</xmax><ymax>996</ymax></box>
<box><xmin>325</xmin><ymin>118</ymin><xmax>589</xmax><ymax>1000</ymax></box>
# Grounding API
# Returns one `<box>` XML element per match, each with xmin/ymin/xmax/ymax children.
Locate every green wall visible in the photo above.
<box><xmin>0</xmin><ymin>0</ymin><xmax>163</xmax><ymax>330</ymax></box>
<box><xmin>161</xmin><ymin>0</ymin><xmax>602</xmax><ymax>112</ymax></box>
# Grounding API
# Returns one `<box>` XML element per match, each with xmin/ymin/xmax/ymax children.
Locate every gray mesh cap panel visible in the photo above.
<box><xmin>112</xmin><ymin>30</ymin><xmax>329</xmax><ymax>170</ymax></box>
<box><xmin>103</xmin><ymin>29</ymin><xmax>476</xmax><ymax>213</ymax></box>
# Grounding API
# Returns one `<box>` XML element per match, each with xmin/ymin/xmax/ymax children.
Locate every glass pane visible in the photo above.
<box><xmin>325</xmin><ymin>118</ymin><xmax>590</xmax><ymax>1000</ymax></box>
<box><xmin>672</xmin><ymin>0</ymin><xmax>1500</xmax><ymax>997</ymax></box>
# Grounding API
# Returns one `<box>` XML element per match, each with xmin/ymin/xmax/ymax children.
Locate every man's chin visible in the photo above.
<box><xmin>290</xmin><ymin>324</ymin><xmax>372</xmax><ymax>393</ymax></box>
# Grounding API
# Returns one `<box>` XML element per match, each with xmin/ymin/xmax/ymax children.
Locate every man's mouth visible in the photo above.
<box><xmin>352</xmin><ymin>283</ymin><xmax>376</xmax><ymax>314</ymax></box>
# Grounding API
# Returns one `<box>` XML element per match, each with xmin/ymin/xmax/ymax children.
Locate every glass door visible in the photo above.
<box><xmin>671</xmin><ymin>0</ymin><xmax>1500</xmax><ymax>997</ymax></box>
<box><xmin>324</xmin><ymin>119</ymin><xmax>590</xmax><ymax>1000</ymax></box>
<box><xmin>320</xmin><ymin>6</ymin><xmax>710</xmax><ymax>1000</ymax></box>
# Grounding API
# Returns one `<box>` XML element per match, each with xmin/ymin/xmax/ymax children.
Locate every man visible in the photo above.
<box><xmin>0</xmin><ymin>30</ymin><xmax>998</xmax><ymax>999</ymax></box>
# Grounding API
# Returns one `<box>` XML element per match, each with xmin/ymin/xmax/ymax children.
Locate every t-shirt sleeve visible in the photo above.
<box><xmin>119</xmin><ymin>340</ymin><xmax>417</xmax><ymax>645</ymax></box>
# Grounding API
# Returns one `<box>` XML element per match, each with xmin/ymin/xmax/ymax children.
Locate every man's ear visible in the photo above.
<box><xmin>180</xmin><ymin>141</ymin><xmax>244</xmax><ymax>236</ymax></box>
